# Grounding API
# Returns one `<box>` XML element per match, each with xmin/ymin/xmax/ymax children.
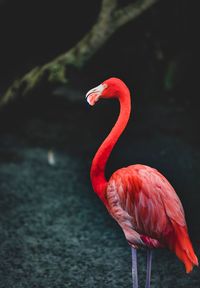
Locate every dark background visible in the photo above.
<box><xmin>0</xmin><ymin>0</ymin><xmax>199</xmax><ymax>287</ymax></box>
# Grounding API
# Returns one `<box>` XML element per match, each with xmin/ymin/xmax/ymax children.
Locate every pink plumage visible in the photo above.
<box><xmin>107</xmin><ymin>164</ymin><xmax>198</xmax><ymax>272</ymax></box>
<box><xmin>86</xmin><ymin>77</ymin><xmax>198</xmax><ymax>277</ymax></box>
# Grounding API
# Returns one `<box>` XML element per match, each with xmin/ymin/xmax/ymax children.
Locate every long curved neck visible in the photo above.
<box><xmin>90</xmin><ymin>85</ymin><xmax>131</xmax><ymax>204</ymax></box>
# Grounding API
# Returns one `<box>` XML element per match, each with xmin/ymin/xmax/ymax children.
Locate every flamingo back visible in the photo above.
<box><xmin>106</xmin><ymin>164</ymin><xmax>198</xmax><ymax>272</ymax></box>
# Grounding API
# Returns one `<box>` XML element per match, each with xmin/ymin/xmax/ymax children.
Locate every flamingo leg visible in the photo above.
<box><xmin>131</xmin><ymin>247</ymin><xmax>138</xmax><ymax>288</ymax></box>
<box><xmin>145</xmin><ymin>249</ymin><xmax>152</xmax><ymax>288</ymax></box>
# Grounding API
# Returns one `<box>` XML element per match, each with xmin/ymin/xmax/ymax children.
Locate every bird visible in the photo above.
<box><xmin>85</xmin><ymin>77</ymin><xmax>198</xmax><ymax>287</ymax></box>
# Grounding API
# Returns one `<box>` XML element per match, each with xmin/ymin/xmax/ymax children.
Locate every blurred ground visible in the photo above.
<box><xmin>0</xmin><ymin>91</ymin><xmax>200</xmax><ymax>287</ymax></box>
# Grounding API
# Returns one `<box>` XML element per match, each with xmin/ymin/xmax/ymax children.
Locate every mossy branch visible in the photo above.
<box><xmin>0</xmin><ymin>0</ymin><xmax>159</xmax><ymax>108</ymax></box>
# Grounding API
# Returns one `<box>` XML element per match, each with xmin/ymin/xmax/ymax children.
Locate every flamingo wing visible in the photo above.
<box><xmin>133</xmin><ymin>164</ymin><xmax>186</xmax><ymax>236</ymax></box>
<box><xmin>106</xmin><ymin>164</ymin><xmax>184</xmax><ymax>242</ymax></box>
<box><xmin>106</xmin><ymin>164</ymin><xmax>198</xmax><ymax>272</ymax></box>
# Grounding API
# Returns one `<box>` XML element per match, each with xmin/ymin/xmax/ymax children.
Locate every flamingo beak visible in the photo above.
<box><xmin>85</xmin><ymin>83</ymin><xmax>107</xmax><ymax>106</ymax></box>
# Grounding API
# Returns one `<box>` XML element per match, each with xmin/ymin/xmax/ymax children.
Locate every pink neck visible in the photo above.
<box><xmin>90</xmin><ymin>84</ymin><xmax>131</xmax><ymax>204</ymax></box>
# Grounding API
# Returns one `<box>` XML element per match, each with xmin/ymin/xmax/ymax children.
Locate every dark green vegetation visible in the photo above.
<box><xmin>0</xmin><ymin>97</ymin><xmax>199</xmax><ymax>287</ymax></box>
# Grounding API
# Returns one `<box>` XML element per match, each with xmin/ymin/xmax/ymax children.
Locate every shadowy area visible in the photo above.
<box><xmin>0</xmin><ymin>0</ymin><xmax>199</xmax><ymax>287</ymax></box>
<box><xmin>0</xmin><ymin>91</ymin><xmax>200</xmax><ymax>287</ymax></box>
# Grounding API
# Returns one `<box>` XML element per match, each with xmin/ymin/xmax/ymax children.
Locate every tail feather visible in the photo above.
<box><xmin>175</xmin><ymin>239</ymin><xmax>198</xmax><ymax>273</ymax></box>
<box><xmin>171</xmin><ymin>223</ymin><xmax>198</xmax><ymax>273</ymax></box>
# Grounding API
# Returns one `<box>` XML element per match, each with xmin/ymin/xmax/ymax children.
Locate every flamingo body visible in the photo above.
<box><xmin>106</xmin><ymin>164</ymin><xmax>198</xmax><ymax>272</ymax></box>
<box><xmin>86</xmin><ymin>77</ymin><xmax>198</xmax><ymax>283</ymax></box>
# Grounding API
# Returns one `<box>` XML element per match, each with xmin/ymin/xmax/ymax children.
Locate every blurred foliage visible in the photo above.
<box><xmin>164</xmin><ymin>60</ymin><xmax>177</xmax><ymax>91</ymax></box>
<box><xmin>0</xmin><ymin>0</ymin><xmax>198</xmax><ymax>106</ymax></box>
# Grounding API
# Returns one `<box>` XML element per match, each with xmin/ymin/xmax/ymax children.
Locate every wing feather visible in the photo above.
<box><xmin>107</xmin><ymin>164</ymin><xmax>186</xmax><ymax>243</ymax></box>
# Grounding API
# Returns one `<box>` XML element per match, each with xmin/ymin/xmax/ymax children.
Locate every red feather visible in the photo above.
<box><xmin>106</xmin><ymin>164</ymin><xmax>198</xmax><ymax>272</ymax></box>
<box><xmin>87</xmin><ymin>78</ymin><xmax>198</xmax><ymax>273</ymax></box>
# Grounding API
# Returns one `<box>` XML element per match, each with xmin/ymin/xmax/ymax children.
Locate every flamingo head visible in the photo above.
<box><xmin>86</xmin><ymin>77</ymin><xmax>123</xmax><ymax>106</ymax></box>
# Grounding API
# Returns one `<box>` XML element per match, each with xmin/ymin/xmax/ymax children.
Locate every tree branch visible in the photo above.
<box><xmin>114</xmin><ymin>0</ymin><xmax>159</xmax><ymax>28</ymax></box>
<box><xmin>0</xmin><ymin>0</ymin><xmax>159</xmax><ymax>108</ymax></box>
<box><xmin>100</xmin><ymin>0</ymin><xmax>117</xmax><ymax>16</ymax></box>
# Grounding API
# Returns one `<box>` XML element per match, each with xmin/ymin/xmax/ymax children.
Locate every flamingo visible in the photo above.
<box><xmin>85</xmin><ymin>77</ymin><xmax>198</xmax><ymax>287</ymax></box>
